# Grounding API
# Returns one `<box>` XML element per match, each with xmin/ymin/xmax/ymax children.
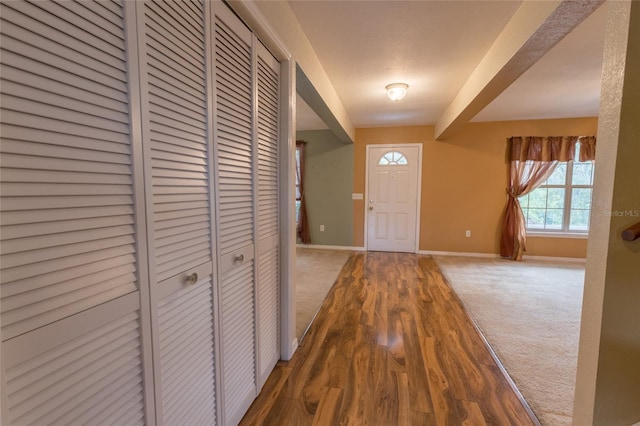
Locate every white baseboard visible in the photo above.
<box><xmin>420</xmin><ymin>250</ymin><xmax>586</xmax><ymax>263</ymax></box>
<box><xmin>419</xmin><ymin>250</ymin><xmax>500</xmax><ymax>258</ymax></box>
<box><xmin>522</xmin><ymin>254</ymin><xmax>586</xmax><ymax>263</ymax></box>
<box><xmin>297</xmin><ymin>244</ymin><xmax>365</xmax><ymax>251</ymax></box>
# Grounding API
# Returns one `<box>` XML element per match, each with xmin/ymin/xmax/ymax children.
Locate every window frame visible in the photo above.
<box><xmin>520</xmin><ymin>155</ymin><xmax>594</xmax><ymax>236</ymax></box>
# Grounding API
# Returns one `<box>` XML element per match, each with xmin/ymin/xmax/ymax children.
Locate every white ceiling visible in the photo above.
<box><xmin>291</xmin><ymin>1</ymin><xmax>606</xmax><ymax>130</ymax></box>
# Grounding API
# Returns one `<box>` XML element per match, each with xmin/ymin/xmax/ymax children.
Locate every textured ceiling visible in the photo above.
<box><xmin>291</xmin><ymin>1</ymin><xmax>606</xmax><ymax>130</ymax></box>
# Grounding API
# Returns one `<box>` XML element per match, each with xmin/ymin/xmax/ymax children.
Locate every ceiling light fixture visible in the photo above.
<box><xmin>386</xmin><ymin>83</ymin><xmax>408</xmax><ymax>102</ymax></box>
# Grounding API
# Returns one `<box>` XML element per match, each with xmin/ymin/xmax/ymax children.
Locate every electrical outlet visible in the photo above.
<box><xmin>465</xmin><ymin>230</ymin><xmax>471</xmax><ymax>238</ymax></box>
<box><xmin>320</xmin><ymin>225</ymin><xmax>325</xmax><ymax>232</ymax></box>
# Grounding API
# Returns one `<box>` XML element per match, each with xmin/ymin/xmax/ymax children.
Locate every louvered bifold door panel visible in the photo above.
<box><xmin>138</xmin><ymin>0</ymin><xmax>217</xmax><ymax>424</ymax></box>
<box><xmin>0</xmin><ymin>1</ymin><xmax>149</xmax><ymax>423</ymax></box>
<box><xmin>141</xmin><ymin>0</ymin><xmax>213</xmax><ymax>281</ymax></box>
<box><xmin>214</xmin><ymin>6</ymin><xmax>254</xmax><ymax>256</ymax></box>
<box><xmin>157</xmin><ymin>269</ymin><xmax>216</xmax><ymax>426</ymax></box>
<box><xmin>220</xmin><ymin>260</ymin><xmax>256</xmax><ymax>425</ymax></box>
<box><xmin>213</xmin><ymin>3</ymin><xmax>257</xmax><ymax>425</ymax></box>
<box><xmin>256</xmin><ymin>42</ymin><xmax>281</xmax><ymax>388</ymax></box>
<box><xmin>0</xmin><ymin>0</ymin><xmax>138</xmax><ymax>339</ymax></box>
<box><xmin>3</xmin><ymin>297</ymin><xmax>145</xmax><ymax>426</ymax></box>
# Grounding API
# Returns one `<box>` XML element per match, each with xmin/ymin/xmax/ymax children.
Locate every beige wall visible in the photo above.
<box><xmin>574</xmin><ymin>2</ymin><xmax>640</xmax><ymax>424</ymax></box>
<box><xmin>353</xmin><ymin>118</ymin><xmax>597</xmax><ymax>257</ymax></box>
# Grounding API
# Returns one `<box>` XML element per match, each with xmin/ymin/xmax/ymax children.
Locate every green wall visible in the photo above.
<box><xmin>297</xmin><ymin>130</ymin><xmax>354</xmax><ymax>246</ymax></box>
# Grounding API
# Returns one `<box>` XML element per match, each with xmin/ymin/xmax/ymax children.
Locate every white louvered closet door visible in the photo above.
<box><xmin>136</xmin><ymin>0</ymin><xmax>217</xmax><ymax>425</ymax></box>
<box><xmin>0</xmin><ymin>1</ymin><xmax>152</xmax><ymax>424</ymax></box>
<box><xmin>255</xmin><ymin>42</ymin><xmax>281</xmax><ymax>389</ymax></box>
<box><xmin>213</xmin><ymin>4</ymin><xmax>258</xmax><ymax>425</ymax></box>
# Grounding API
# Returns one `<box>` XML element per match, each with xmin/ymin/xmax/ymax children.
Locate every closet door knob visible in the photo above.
<box><xmin>185</xmin><ymin>272</ymin><xmax>198</xmax><ymax>285</ymax></box>
<box><xmin>234</xmin><ymin>254</ymin><xmax>244</xmax><ymax>263</ymax></box>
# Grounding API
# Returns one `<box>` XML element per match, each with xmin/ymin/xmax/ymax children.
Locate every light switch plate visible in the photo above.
<box><xmin>352</xmin><ymin>193</ymin><xmax>364</xmax><ymax>200</ymax></box>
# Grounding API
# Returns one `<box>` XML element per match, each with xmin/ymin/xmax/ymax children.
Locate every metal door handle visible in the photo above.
<box><xmin>234</xmin><ymin>254</ymin><xmax>244</xmax><ymax>263</ymax></box>
<box><xmin>185</xmin><ymin>272</ymin><xmax>198</xmax><ymax>285</ymax></box>
<box><xmin>369</xmin><ymin>206</ymin><xmax>374</xmax><ymax>210</ymax></box>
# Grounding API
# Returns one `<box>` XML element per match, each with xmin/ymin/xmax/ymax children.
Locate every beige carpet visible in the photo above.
<box><xmin>295</xmin><ymin>247</ymin><xmax>351</xmax><ymax>340</ymax></box>
<box><xmin>433</xmin><ymin>256</ymin><xmax>585</xmax><ymax>426</ymax></box>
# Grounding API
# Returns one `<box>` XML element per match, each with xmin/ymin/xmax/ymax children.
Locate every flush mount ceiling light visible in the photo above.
<box><xmin>385</xmin><ymin>83</ymin><xmax>408</xmax><ymax>102</ymax></box>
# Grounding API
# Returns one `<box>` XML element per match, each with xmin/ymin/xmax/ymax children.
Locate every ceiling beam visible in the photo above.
<box><xmin>296</xmin><ymin>65</ymin><xmax>353</xmax><ymax>143</ymax></box>
<box><xmin>435</xmin><ymin>0</ymin><xmax>604</xmax><ymax>141</ymax></box>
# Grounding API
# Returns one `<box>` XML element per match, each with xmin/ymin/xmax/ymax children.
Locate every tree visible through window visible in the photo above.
<box><xmin>519</xmin><ymin>146</ymin><xmax>594</xmax><ymax>232</ymax></box>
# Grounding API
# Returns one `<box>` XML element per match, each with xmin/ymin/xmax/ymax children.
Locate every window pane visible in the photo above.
<box><xmin>528</xmin><ymin>188</ymin><xmax>548</xmax><ymax>208</ymax></box>
<box><xmin>544</xmin><ymin>209</ymin><xmax>563</xmax><ymax>229</ymax></box>
<box><xmin>526</xmin><ymin>208</ymin><xmax>546</xmax><ymax>229</ymax></box>
<box><xmin>519</xmin><ymin>194</ymin><xmax>529</xmax><ymax>209</ymax></box>
<box><xmin>547</xmin><ymin>188</ymin><xmax>565</xmax><ymax>209</ymax></box>
<box><xmin>572</xmin><ymin>162</ymin><xmax>594</xmax><ymax>185</ymax></box>
<box><xmin>570</xmin><ymin>209</ymin><xmax>590</xmax><ymax>231</ymax></box>
<box><xmin>547</xmin><ymin>164</ymin><xmax>566</xmax><ymax>185</ymax></box>
<box><xmin>379</xmin><ymin>151</ymin><xmax>407</xmax><ymax>165</ymax></box>
<box><xmin>572</xmin><ymin>188</ymin><xmax>592</xmax><ymax>209</ymax></box>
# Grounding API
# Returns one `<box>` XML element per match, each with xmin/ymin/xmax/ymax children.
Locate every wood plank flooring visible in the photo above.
<box><xmin>241</xmin><ymin>252</ymin><xmax>539</xmax><ymax>425</ymax></box>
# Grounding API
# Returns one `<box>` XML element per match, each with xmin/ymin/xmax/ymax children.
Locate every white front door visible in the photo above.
<box><xmin>366</xmin><ymin>145</ymin><xmax>421</xmax><ymax>253</ymax></box>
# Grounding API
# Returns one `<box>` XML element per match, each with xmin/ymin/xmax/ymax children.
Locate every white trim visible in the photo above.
<box><xmin>527</xmin><ymin>231</ymin><xmax>589</xmax><ymax>239</ymax></box>
<box><xmin>420</xmin><ymin>250</ymin><xmax>586</xmax><ymax>263</ymax></box>
<box><xmin>250</xmin><ymin>33</ymin><xmax>262</xmax><ymax>393</ymax></box>
<box><xmin>279</xmin><ymin>59</ymin><xmax>297</xmax><ymax>362</ymax></box>
<box><xmin>364</xmin><ymin>143</ymin><xmax>423</xmax><ymax>254</ymax></box>
<box><xmin>297</xmin><ymin>244</ymin><xmax>365</xmax><ymax>251</ymax></box>
<box><xmin>204</xmin><ymin>3</ymin><xmax>224</xmax><ymax>424</ymax></box>
<box><xmin>420</xmin><ymin>250</ymin><xmax>501</xmax><ymax>258</ymax></box>
<box><xmin>522</xmin><ymin>255</ymin><xmax>586</xmax><ymax>263</ymax></box>
<box><xmin>124</xmin><ymin>2</ymin><xmax>156</xmax><ymax>424</ymax></box>
<box><xmin>226</xmin><ymin>0</ymin><xmax>292</xmax><ymax>61</ymax></box>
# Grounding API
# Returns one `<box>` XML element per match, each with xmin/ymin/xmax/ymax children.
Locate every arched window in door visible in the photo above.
<box><xmin>378</xmin><ymin>151</ymin><xmax>408</xmax><ymax>165</ymax></box>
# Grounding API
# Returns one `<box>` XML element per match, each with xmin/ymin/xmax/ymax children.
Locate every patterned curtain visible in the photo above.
<box><xmin>296</xmin><ymin>141</ymin><xmax>311</xmax><ymax>244</ymax></box>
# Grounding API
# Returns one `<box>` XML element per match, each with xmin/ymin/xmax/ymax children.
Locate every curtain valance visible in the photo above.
<box><xmin>507</xmin><ymin>136</ymin><xmax>596</xmax><ymax>162</ymax></box>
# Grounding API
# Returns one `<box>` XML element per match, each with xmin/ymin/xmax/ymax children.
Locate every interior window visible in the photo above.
<box><xmin>520</xmin><ymin>145</ymin><xmax>594</xmax><ymax>233</ymax></box>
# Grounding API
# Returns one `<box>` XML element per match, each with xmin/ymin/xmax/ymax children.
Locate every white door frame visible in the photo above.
<box><xmin>364</xmin><ymin>143</ymin><xmax>423</xmax><ymax>253</ymax></box>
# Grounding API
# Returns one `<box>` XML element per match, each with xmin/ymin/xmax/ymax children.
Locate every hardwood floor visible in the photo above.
<box><xmin>241</xmin><ymin>252</ymin><xmax>539</xmax><ymax>425</ymax></box>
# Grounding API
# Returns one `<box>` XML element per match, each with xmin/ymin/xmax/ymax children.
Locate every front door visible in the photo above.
<box><xmin>366</xmin><ymin>145</ymin><xmax>421</xmax><ymax>252</ymax></box>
